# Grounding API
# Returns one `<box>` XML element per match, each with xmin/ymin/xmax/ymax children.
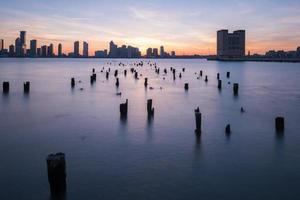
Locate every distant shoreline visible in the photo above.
<box><xmin>1</xmin><ymin>56</ymin><xmax>300</xmax><ymax>63</ymax></box>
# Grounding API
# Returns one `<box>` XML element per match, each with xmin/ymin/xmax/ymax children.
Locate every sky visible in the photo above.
<box><xmin>1</xmin><ymin>0</ymin><xmax>300</xmax><ymax>55</ymax></box>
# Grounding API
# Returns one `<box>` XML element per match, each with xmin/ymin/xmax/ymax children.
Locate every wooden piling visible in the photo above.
<box><xmin>46</xmin><ymin>152</ymin><xmax>66</xmax><ymax>195</ymax></box>
<box><xmin>227</xmin><ymin>72</ymin><xmax>230</xmax><ymax>78</ymax></box>
<box><xmin>147</xmin><ymin>99</ymin><xmax>154</xmax><ymax>117</ymax></box>
<box><xmin>233</xmin><ymin>83</ymin><xmax>239</xmax><ymax>95</ymax></box>
<box><xmin>71</xmin><ymin>78</ymin><xmax>75</xmax><ymax>88</ymax></box>
<box><xmin>194</xmin><ymin>107</ymin><xmax>201</xmax><ymax>134</ymax></box>
<box><xmin>24</xmin><ymin>81</ymin><xmax>30</xmax><ymax>93</ymax></box>
<box><xmin>184</xmin><ymin>83</ymin><xmax>189</xmax><ymax>90</ymax></box>
<box><xmin>2</xmin><ymin>82</ymin><xmax>9</xmax><ymax>94</ymax></box>
<box><xmin>275</xmin><ymin>117</ymin><xmax>284</xmax><ymax>132</ymax></box>
<box><xmin>218</xmin><ymin>80</ymin><xmax>222</xmax><ymax>90</ymax></box>
<box><xmin>120</xmin><ymin>99</ymin><xmax>128</xmax><ymax>118</ymax></box>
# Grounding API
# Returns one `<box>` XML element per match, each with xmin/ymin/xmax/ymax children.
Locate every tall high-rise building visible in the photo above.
<box><xmin>30</xmin><ymin>40</ymin><xmax>37</xmax><ymax>57</ymax></box>
<box><xmin>217</xmin><ymin>30</ymin><xmax>245</xmax><ymax>57</ymax></box>
<box><xmin>9</xmin><ymin>45</ymin><xmax>15</xmax><ymax>57</ymax></box>
<box><xmin>37</xmin><ymin>48</ymin><xmax>41</xmax><ymax>57</ymax></box>
<box><xmin>146</xmin><ymin>48</ymin><xmax>153</xmax><ymax>58</ymax></box>
<box><xmin>15</xmin><ymin>37</ymin><xmax>22</xmax><ymax>57</ymax></box>
<box><xmin>74</xmin><ymin>41</ymin><xmax>80</xmax><ymax>57</ymax></box>
<box><xmin>20</xmin><ymin>31</ymin><xmax>26</xmax><ymax>56</ymax></box>
<box><xmin>83</xmin><ymin>41</ymin><xmax>88</xmax><ymax>57</ymax></box>
<box><xmin>47</xmin><ymin>44</ymin><xmax>54</xmax><ymax>57</ymax></box>
<box><xmin>109</xmin><ymin>41</ymin><xmax>118</xmax><ymax>58</ymax></box>
<box><xmin>0</xmin><ymin>39</ymin><xmax>3</xmax><ymax>52</ymax></box>
<box><xmin>153</xmin><ymin>48</ymin><xmax>158</xmax><ymax>57</ymax></box>
<box><xmin>58</xmin><ymin>43</ymin><xmax>62</xmax><ymax>57</ymax></box>
<box><xmin>41</xmin><ymin>45</ymin><xmax>47</xmax><ymax>57</ymax></box>
<box><xmin>160</xmin><ymin>46</ymin><xmax>165</xmax><ymax>58</ymax></box>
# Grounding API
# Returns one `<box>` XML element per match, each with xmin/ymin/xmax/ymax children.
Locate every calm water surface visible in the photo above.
<box><xmin>0</xmin><ymin>58</ymin><xmax>300</xmax><ymax>200</ymax></box>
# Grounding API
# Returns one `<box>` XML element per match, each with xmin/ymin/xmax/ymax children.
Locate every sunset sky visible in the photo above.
<box><xmin>1</xmin><ymin>0</ymin><xmax>300</xmax><ymax>55</ymax></box>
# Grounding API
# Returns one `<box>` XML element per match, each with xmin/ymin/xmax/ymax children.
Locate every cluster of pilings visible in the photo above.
<box><xmin>2</xmin><ymin>81</ymin><xmax>31</xmax><ymax>94</ymax></box>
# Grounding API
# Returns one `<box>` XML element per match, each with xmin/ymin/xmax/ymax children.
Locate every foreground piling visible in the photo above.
<box><xmin>71</xmin><ymin>78</ymin><xmax>75</xmax><ymax>88</ymax></box>
<box><xmin>3</xmin><ymin>82</ymin><xmax>9</xmax><ymax>94</ymax></box>
<box><xmin>200</xmin><ymin>70</ymin><xmax>203</xmax><ymax>77</ymax></box>
<box><xmin>217</xmin><ymin>73</ymin><xmax>220</xmax><ymax>80</ymax></box>
<box><xmin>184</xmin><ymin>83</ymin><xmax>189</xmax><ymax>90</ymax></box>
<box><xmin>116</xmin><ymin>78</ymin><xmax>119</xmax><ymax>87</ymax></box>
<box><xmin>227</xmin><ymin>72</ymin><xmax>230</xmax><ymax>78</ymax></box>
<box><xmin>194</xmin><ymin>107</ymin><xmax>202</xmax><ymax>134</ymax></box>
<box><xmin>205</xmin><ymin>76</ymin><xmax>208</xmax><ymax>82</ymax></box>
<box><xmin>275</xmin><ymin>117</ymin><xmax>285</xmax><ymax>132</ymax></box>
<box><xmin>233</xmin><ymin>83</ymin><xmax>239</xmax><ymax>95</ymax></box>
<box><xmin>46</xmin><ymin>152</ymin><xmax>66</xmax><ymax>195</ymax></box>
<box><xmin>120</xmin><ymin>99</ymin><xmax>128</xmax><ymax>118</ymax></box>
<box><xmin>218</xmin><ymin>80</ymin><xmax>222</xmax><ymax>90</ymax></box>
<box><xmin>147</xmin><ymin>99</ymin><xmax>154</xmax><ymax>117</ymax></box>
<box><xmin>144</xmin><ymin>78</ymin><xmax>148</xmax><ymax>87</ymax></box>
<box><xmin>225</xmin><ymin>124</ymin><xmax>231</xmax><ymax>134</ymax></box>
<box><xmin>24</xmin><ymin>81</ymin><xmax>30</xmax><ymax>93</ymax></box>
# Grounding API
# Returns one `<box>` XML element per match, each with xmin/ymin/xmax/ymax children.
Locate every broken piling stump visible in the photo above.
<box><xmin>218</xmin><ymin>80</ymin><xmax>222</xmax><ymax>90</ymax></box>
<box><xmin>71</xmin><ymin>78</ymin><xmax>75</xmax><ymax>88</ymax></box>
<box><xmin>144</xmin><ymin>78</ymin><xmax>148</xmax><ymax>87</ymax></box>
<box><xmin>147</xmin><ymin>99</ymin><xmax>154</xmax><ymax>117</ymax></box>
<box><xmin>184</xmin><ymin>83</ymin><xmax>189</xmax><ymax>90</ymax></box>
<box><xmin>2</xmin><ymin>82</ymin><xmax>9</xmax><ymax>94</ymax></box>
<box><xmin>233</xmin><ymin>83</ymin><xmax>239</xmax><ymax>95</ymax></box>
<box><xmin>120</xmin><ymin>99</ymin><xmax>128</xmax><ymax>118</ymax></box>
<box><xmin>227</xmin><ymin>72</ymin><xmax>230</xmax><ymax>78</ymax></box>
<box><xmin>275</xmin><ymin>117</ymin><xmax>285</xmax><ymax>132</ymax></box>
<box><xmin>194</xmin><ymin>107</ymin><xmax>201</xmax><ymax>134</ymax></box>
<box><xmin>115</xmin><ymin>78</ymin><xmax>119</xmax><ymax>87</ymax></box>
<box><xmin>24</xmin><ymin>81</ymin><xmax>30</xmax><ymax>93</ymax></box>
<box><xmin>205</xmin><ymin>76</ymin><xmax>208</xmax><ymax>82</ymax></box>
<box><xmin>225</xmin><ymin>124</ymin><xmax>231</xmax><ymax>134</ymax></box>
<box><xmin>46</xmin><ymin>152</ymin><xmax>67</xmax><ymax>196</ymax></box>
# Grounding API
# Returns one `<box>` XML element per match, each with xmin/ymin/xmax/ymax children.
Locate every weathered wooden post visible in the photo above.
<box><xmin>115</xmin><ymin>78</ymin><xmax>119</xmax><ymax>87</ymax></box>
<box><xmin>24</xmin><ymin>81</ymin><xmax>30</xmax><ymax>93</ymax></box>
<box><xmin>200</xmin><ymin>70</ymin><xmax>203</xmax><ymax>77</ymax></box>
<box><xmin>227</xmin><ymin>72</ymin><xmax>230</xmax><ymax>78</ymax></box>
<box><xmin>106</xmin><ymin>71</ymin><xmax>109</xmax><ymax>79</ymax></box>
<box><xmin>225</xmin><ymin>124</ymin><xmax>231</xmax><ymax>134</ymax></box>
<box><xmin>275</xmin><ymin>117</ymin><xmax>284</xmax><ymax>132</ymax></box>
<box><xmin>2</xmin><ymin>82</ymin><xmax>9</xmax><ymax>94</ymax></box>
<box><xmin>120</xmin><ymin>99</ymin><xmax>128</xmax><ymax>118</ymax></box>
<box><xmin>233</xmin><ymin>83</ymin><xmax>239</xmax><ymax>95</ymax></box>
<box><xmin>194</xmin><ymin>107</ymin><xmax>201</xmax><ymax>134</ymax></box>
<box><xmin>217</xmin><ymin>73</ymin><xmax>220</xmax><ymax>80</ymax></box>
<box><xmin>71</xmin><ymin>78</ymin><xmax>75</xmax><ymax>88</ymax></box>
<box><xmin>46</xmin><ymin>152</ymin><xmax>66</xmax><ymax>195</ymax></box>
<box><xmin>124</xmin><ymin>70</ymin><xmax>127</xmax><ymax>77</ymax></box>
<box><xmin>218</xmin><ymin>80</ymin><xmax>222</xmax><ymax>90</ymax></box>
<box><xmin>144</xmin><ymin>78</ymin><xmax>148</xmax><ymax>87</ymax></box>
<box><xmin>92</xmin><ymin>68</ymin><xmax>95</xmax><ymax>73</ymax></box>
<box><xmin>164</xmin><ymin>68</ymin><xmax>167</xmax><ymax>74</ymax></box>
<box><xmin>205</xmin><ymin>75</ymin><xmax>208</xmax><ymax>82</ymax></box>
<box><xmin>179</xmin><ymin>73</ymin><xmax>182</xmax><ymax>79</ymax></box>
<box><xmin>134</xmin><ymin>71</ymin><xmax>138</xmax><ymax>79</ymax></box>
<box><xmin>147</xmin><ymin>99</ymin><xmax>154</xmax><ymax>117</ymax></box>
<box><xmin>182</xmin><ymin>68</ymin><xmax>185</xmax><ymax>72</ymax></box>
<box><xmin>114</xmin><ymin>70</ymin><xmax>118</xmax><ymax>77</ymax></box>
<box><xmin>184</xmin><ymin>83</ymin><xmax>189</xmax><ymax>90</ymax></box>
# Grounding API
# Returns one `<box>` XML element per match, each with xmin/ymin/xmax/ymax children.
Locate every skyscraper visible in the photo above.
<box><xmin>217</xmin><ymin>30</ymin><xmax>245</xmax><ymax>57</ymax></box>
<box><xmin>153</xmin><ymin>48</ymin><xmax>158</xmax><ymax>58</ymax></box>
<box><xmin>146</xmin><ymin>48</ymin><xmax>153</xmax><ymax>58</ymax></box>
<box><xmin>74</xmin><ymin>41</ymin><xmax>80</xmax><ymax>57</ymax></box>
<box><xmin>20</xmin><ymin>31</ymin><xmax>26</xmax><ymax>56</ymax></box>
<box><xmin>41</xmin><ymin>45</ymin><xmax>47</xmax><ymax>57</ymax></box>
<box><xmin>0</xmin><ymin>39</ymin><xmax>3</xmax><ymax>52</ymax></box>
<box><xmin>58</xmin><ymin>43</ymin><xmax>62</xmax><ymax>57</ymax></box>
<box><xmin>30</xmin><ymin>40</ymin><xmax>37</xmax><ymax>57</ymax></box>
<box><xmin>109</xmin><ymin>41</ymin><xmax>118</xmax><ymax>58</ymax></box>
<box><xmin>15</xmin><ymin>37</ymin><xmax>21</xmax><ymax>57</ymax></box>
<box><xmin>160</xmin><ymin>46</ymin><xmax>165</xmax><ymax>58</ymax></box>
<box><xmin>9</xmin><ymin>45</ymin><xmax>14</xmax><ymax>57</ymax></box>
<box><xmin>47</xmin><ymin>44</ymin><xmax>54</xmax><ymax>57</ymax></box>
<box><xmin>83</xmin><ymin>41</ymin><xmax>88</xmax><ymax>57</ymax></box>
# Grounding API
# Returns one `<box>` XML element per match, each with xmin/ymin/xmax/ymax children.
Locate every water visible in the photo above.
<box><xmin>0</xmin><ymin>58</ymin><xmax>300</xmax><ymax>200</ymax></box>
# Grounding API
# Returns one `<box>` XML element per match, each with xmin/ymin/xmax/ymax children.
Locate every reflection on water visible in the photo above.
<box><xmin>0</xmin><ymin>58</ymin><xmax>300</xmax><ymax>200</ymax></box>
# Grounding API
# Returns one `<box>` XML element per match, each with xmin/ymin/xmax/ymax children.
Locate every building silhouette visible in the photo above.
<box><xmin>217</xmin><ymin>30</ymin><xmax>245</xmax><ymax>57</ymax></box>
<box><xmin>30</xmin><ymin>40</ymin><xmax>37</xmax><ymax>57</ymax></box>
<box><xmin>9</xmin><ymin>45</ymin><xmax>14</xmax><ymax>56</ymax></box>
<box><xmin>160</xmin><ymin>46</ymin><xmax>164</xmax><ymax>58</ymax></box>
<box><xmin>41</xmin><ymin>45</ymin><xmax>47</xmax><ymax>57</ymax></box>
<box><xmin>83</xmin><ymin>41</ymin><xmax>88</xmax><ymax>57</ymax></box>
<box><xmin>74</xmin><ymin>41</ymin><xmax>80</xmax><ymax>57</ymax></box>
<box><xmin>20</xmin><ymin>31</ymin><xmax>26</xmax><ymax>56</ymax></box>
<box><xmin>109</xmin><ymin>41</ymin><xmax>118</xmax><ymax>58</ymax></box>
<box><xmin>47</xmin><ymin>44</ymin><xmax>54</xmax><ymax>57</ymax></box>
<box><xmin>0</xmin><ymin>39</ymin><xmax>3</xmax><ymax>52</ymax></box>
<box><xmin>58</xmin><ymin>43</ymin><xmax>62</xmax><ymax>57</ymax></box>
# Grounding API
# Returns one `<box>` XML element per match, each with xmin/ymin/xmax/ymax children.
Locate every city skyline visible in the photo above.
<box><xmin>1</xmin><ymin>0</ymin><xmax>300</xmax><ymax>55</ymax></box>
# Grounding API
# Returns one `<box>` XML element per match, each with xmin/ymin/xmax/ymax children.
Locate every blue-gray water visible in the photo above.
<box><xmin>0</xmin><ymin>58</ymin><xmax>300</xmax><ymax>200</ymax></box>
